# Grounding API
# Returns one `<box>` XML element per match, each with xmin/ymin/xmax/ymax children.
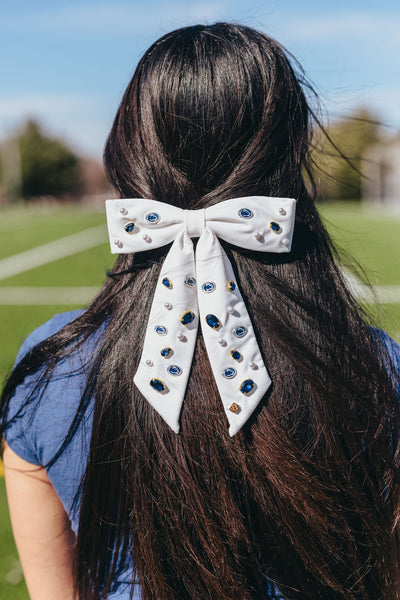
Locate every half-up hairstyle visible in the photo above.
<box><xmin>2</xmin><ymin>22</ymin><xmax>400</xmax><ymax>600</ymax></box>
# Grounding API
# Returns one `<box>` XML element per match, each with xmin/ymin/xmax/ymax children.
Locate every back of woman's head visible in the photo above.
<box><xmin>2</xmin><ymin>22</ymin><xmax>400</xmax><ymax>600</ymax></box>
<box><xmin>104</xmin><ymin>22</ymin><xmax>310</xmax><ymax>207</ymax></box>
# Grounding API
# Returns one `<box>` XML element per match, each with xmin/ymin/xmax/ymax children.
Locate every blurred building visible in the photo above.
<box><xmin>363</xmin><ymin>134</ymin><xmax>400</xmax><ymax>209</ymax></box>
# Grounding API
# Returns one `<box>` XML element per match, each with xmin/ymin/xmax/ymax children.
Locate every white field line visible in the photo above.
<box><xmin>0</xmin><ymin>287</ymin><xmax>99</xmax><ymax>305</ymax></box>
<box><xmin>0</xmin><ymin>246</ymin><xmax>398</xmax><ymax>304</ymax></box>
<box><xmin>341</xmin><ymin>268</ymin><xmax>400</xmax><ymax>303</ymax></box>
<box><xmin>0</xmin><ymin>225</ymin><xmax>107</xmax><ymax>281</ymax></box>
<box><xmin>0</xmin><ymin>282</ymin><xmax>399</xmax><ymax>306</ymax></box>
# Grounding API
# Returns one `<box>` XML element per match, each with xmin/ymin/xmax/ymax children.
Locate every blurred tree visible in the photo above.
<box><xmin>18</xmin><ymin>120</ymin><xmax>82</xmax><ymax>200</ymax></box>
<box><xmin>311</xmin><ymin>107</ymin><xmax>382</xmax><ymax>201</ymax></box>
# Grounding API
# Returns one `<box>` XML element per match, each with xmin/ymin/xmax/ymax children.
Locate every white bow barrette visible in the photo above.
<box><xmin>106</xmin><ymin>196</ymin><xmax>296</xmax><ymax>436</ymax></box>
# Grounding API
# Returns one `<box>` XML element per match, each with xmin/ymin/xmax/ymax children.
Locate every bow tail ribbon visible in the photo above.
<box><xmin>196</xmin><ymin>229</ymin><xmax>271</xmax><ymax>436</ymax></box>
<box><xmin>134</xmin><ymin>232</ymin><xmax>198</xmax><ymax>433</ymax></box>
<box><xmin>134</xmin><ymin>228</ymin><xmax>271</xmax><ymax>436</ymax></box>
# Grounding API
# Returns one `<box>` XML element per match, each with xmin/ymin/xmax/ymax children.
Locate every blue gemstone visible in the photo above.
<box><xmin>124</xmin><ymin>222</ymin><xmax>135</xmax><ymax>233</ymax></box>
<box><xmin>162</xmin><ymin>277</ymin><xmax>172</xmax><ymax>288</ymax></box>
<box><xmin>230</xmin><ymin>350</ymin><xmax>242</xmax><ymax>361</ymax></box>
<box><xmin>269</xmin><ymin>221</ymin><xmax>281</xmax><ymax>233</ymax></box>
<box><xmin>239</xmin><ymin>379</ymin><xmax>255</xmax><ymax>395</ymax></box>
<box><xmin>180</xmin><ymin>311</ymin><xmax>195</xmax><ymax>326</ymax></box>
<box><xmin>226</xmin><ymin>280</ymin><xmax>236</xmax><ymax>292</ymax></box>
<box><xmin>145</xmin><ymin>212</ymin><xmax>160</xmax><ymax>224</ymax></box>
<box><xmin>150</xmin><ymin>378</ymin><xmax>166</xmax><ymax>392</ymax></box>
<box><xmin>160</xmin><ymin>347</ymin><xmax>172</xmax><ymax>358</ymax></box>
<box><xmin>238</xmin><ymin>208</ymin><xmax>253</xmax><ymax>219</ymax></box>
<box><xmin>155</xmin><ymin>325</ymin><xmax>167</xmax><ymax>336</ymax></box>
<box><xmin>205</xmin><ymin>314</ymin><xmax>221</xmax><ymax>330</ymax></box>
<box><xmin>184</xmin><ymin>276</ymin><xmax>196</xmax><ymax>287</ymax></box>
<box><xmin>167</xmin><ymin>364</ymin><xmax>182</xmax><ymax>376</ymax></box>
<box><xmin>202</xmin><ymin>281</ymin><xmax>216</xmax><ymax>293</ymax></box>
<box><xmin>222</xmin><ymin>367</ymin><xmax>237</xmax><ymax>379</ymax></box>
<box><xmin>233</xmin><ymin>325</ymin><xmax>247</xmax><ymax>338</ymax></box>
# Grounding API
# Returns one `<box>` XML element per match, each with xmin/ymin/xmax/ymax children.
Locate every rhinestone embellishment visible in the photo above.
<box><xmin>222</xmin><ymin>367</ymin><xmax>237</xmax><ymax>379</ymax></box>
<box><xmin>124</xmin><ymin>222</ymin><xmax>135</xmax><ymax>233</ymax></box>
<box><xmin>281</xmin><ymin>237</ymin><xmax>290</xmax><ymax>247</ymax></box>
<box><xmin>229</xmin><ymin>402</ymin><xmax>241</xmax><ymax>414</ymax></box>
<box><xmin>160</xmin><ymin>347</ymin><xmax>173</xmax><ymax>358</ymax></box>
<box><xmin>180</xmin><ymin>311</ymin><xmax>195</xmax><ymax>326</ymax></box>
<box><xmin>269</xmin><ymin>221</ymin><xmax>281</xmax><ymax>233</ymax></box>
<box><xmin>145</xmin><ymin>212</ymin><xmax>160</xmax><ymax>224</ymax></box>
<box><xmin>202</xmin><ymin>281</ymin><xmax>216</xmax><ymax>293</ymax></box>
<box><xmin>233</xmin><ymin>325</ymin><xmax>247</xmax><ymax>338</ymax></box>
<box><xmin>238</xmin><ymin>208</ymin><xmax>253</xmax><ymax>219</ymax></box>
<box><xmin>167</xmin><ymin>364</ymin><xmax>182</xmax><ymax>376</ymax></box>
<box><xmin>226</xmin><ymin>281</ymin><xmax>236</xmax><ymax>292</ymax></box>
<box><xmin>184</xmin><ymin>276</ymin><xmax>196</xmax><ymax>287</ymax></box>
<box><xmin>239</xmin><ymin>379</ymin><xmax>255</xmax><ymax>395</ymax></box>
<box><xmin>205</xmin><ymin>314</ymin><xmax>221</xmax><ymax>330</ymax></box>
<box><xmin>162</xmin><ymin>277</ymin><xmax>172</xmax><ymax>288</ymax></box>
<box><xmin>155</xmin><ymin>325</ymin><xmax>168</xmax><ymax>336</ymax></box>
<box><xmin>150</xmin><ymin>378</ymin><xmax>166</xmax><ymax>393</ymax></box>
<box><xmin>230</xmin><ymin>350</ymin><xmax>242</xmax><ymax>361</ymax></box>
<box><xmin>279</xmin><ymin>207</ymin><xmax>287</xmax><ymax>216</ymax></box>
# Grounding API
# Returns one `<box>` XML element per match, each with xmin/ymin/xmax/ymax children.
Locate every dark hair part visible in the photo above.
<box><xmin>2</xmin><ymin>22</ymin><xmax>400</xmax><ymax>600</ymax></box>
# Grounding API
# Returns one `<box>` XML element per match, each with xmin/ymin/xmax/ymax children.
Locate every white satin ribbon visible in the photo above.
<box><xmin>106</xmin><ymin>196</ymin><xmax>296</xmax><ymax>436</ymax></box>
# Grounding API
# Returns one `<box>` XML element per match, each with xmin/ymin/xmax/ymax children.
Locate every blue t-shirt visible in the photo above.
<box><xmin>4</xmin><ymin>310</ymin><xmax>400</xmax><ymax>600</ymax></box>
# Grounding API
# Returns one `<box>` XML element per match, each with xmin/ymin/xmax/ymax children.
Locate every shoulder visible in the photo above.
<box><xmin>370</xmin><ymin>328</ymin><xmax>400</xmax><ymax>369</ymax></box>
<box><xmin>14</xmin><ymin>309</ymin><xmax>85</xmax><ymax>367</ymax></box>
<box><xmin>4</xmin><ymin>309</ymin><xmax>94</xmax><ymax>466</ymax></box>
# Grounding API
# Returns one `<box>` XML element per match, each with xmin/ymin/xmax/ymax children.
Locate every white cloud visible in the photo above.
<box><xmin>1</xmin><ymin>2</ymin><xmax>228</xmax><ymax>35</ymax></box>
<box><xmin>319</xmin><ymin>86</ymin><xmax>400</xmax><ymax>131</ymax></box>
<box><xmin>0</xmin><ymin>94</ymin><xmax>109</xmax><ymax>158</ymax></box>
<box><xmin>270</xmin><ymin>11</ymin><xmax>400</xmax><ymax>44</ymax></box>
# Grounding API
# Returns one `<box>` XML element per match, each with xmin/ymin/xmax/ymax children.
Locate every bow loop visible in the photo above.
<box><xmin>106</xmin><ymin>196</ymin><xmax>296</xmax><ymax>436</ymax></box>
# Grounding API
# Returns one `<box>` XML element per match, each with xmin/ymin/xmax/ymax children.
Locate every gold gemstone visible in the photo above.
<box><xmin>228</xmin><ymin>402</ymin><xmax>241</xmax><ymax>414</ymax></box>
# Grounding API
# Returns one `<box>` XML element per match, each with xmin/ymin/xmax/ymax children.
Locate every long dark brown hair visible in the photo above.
<box><xmin>2</xmin><ymin>22</ymin><xmax>400</xmax><ymax>600</ymax></box>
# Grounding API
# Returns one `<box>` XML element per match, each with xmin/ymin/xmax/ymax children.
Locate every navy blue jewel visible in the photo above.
<box><xmin>238</xmin><ymin>208</ymin><xmax>253</xmax><ymax>219</ymax></box>
<box><xmin>269</xmin><ymin>221</ymin><xmax>281</xmax><ymax>233</ymax></box>
<box><xmin>205</xmin><ymin>314</ymin><xmax>221</xmax><ymax>330</ymax></box>
<box><xmin>180</xmin><ymin>311</ymin><xmax>195</xmax><ymax>326</ymax></box>
<box><xmin>124</xmin><ymin>222</ymin><xmax>135</xmax><ymax>233</ymax></box>
<box><xmin>162</xmin><ymin>277</ymin><xmax>172</xmax><ymax>288</ymax></box>
<box><xmin>160</xmin><ymin>347</ymin><xmax>173</xmax><ymax>358</ymax></box>
<box><xmin>155</xmin><ymin>325</ymin><xmax>168</xmax><ymax>336</ymax></box>
<box><xmin>167</xmin><ymin>364</ymin><xmax>182</xmax><ymax>376</ymax></box>
<box><xmin>222</xmin><ymin>367</ymin><xmax>237</xmax><ymax>379</ymax></box>
<box><xmin>184</xmin><ymin>276</ymin><xmax>196</xmax><ymax>287</ymax></box>
<box><xmin>230</xmin><ymin>350</ymin><xmax>242</xmax><ymax>361</ymax></box>
<box><xmin>202</xmin><ymin>281</ymin><xmax>216</xmax><ymax>293</ymax></box>
<box><xmin>145</xmin><ymin>212</ymin><xmax>160</xmax><ymax>224</ymax></box>
<box><xmin>226</xmin><ymin>281</ymin><xmax>236</xmax><ymax>292</ymax></box>
<box><xmin>233</xmin><ymin>325</ymin><xmax>247</xmax><ymax>338</ymax></box>
<box><xmin>150</xmin><ymin>378</ymin><xmax>166</xmax><ymax>393</ymax></box>
<box><xmin>239</xmin><ymin>379</ymin><xmax>255</xmax><ymax>395</ymax></box>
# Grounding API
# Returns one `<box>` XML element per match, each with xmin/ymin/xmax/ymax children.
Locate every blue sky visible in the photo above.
<box><xmin>1</xmin><ymin>0</ymin><xmax>399</xmax><ymax>159</ymax></box>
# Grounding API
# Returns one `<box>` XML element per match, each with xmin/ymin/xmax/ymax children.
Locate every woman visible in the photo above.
<box><xmin>2</xmin><ymin>22</ymin><xmax>400</xmax><ymax>600</ymax></box>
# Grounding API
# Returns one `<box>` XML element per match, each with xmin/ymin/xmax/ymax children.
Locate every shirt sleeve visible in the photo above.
<box><xmin>3</xmin><ymin>310</ymin><xmax>85</xmax><ymax>465</ymax></box>
<box><xmin>371</xmin><ymin>328</ymin><xmax>400</xmax><ymax>396</ymax></box>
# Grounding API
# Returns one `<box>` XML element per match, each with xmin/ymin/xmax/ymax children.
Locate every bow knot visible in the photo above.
<box><xmin>184</xmin><ymin>208</ymin><xmax>206</xmax><ymax>238</ymax></box>
<box><xmin>106</xmin><ymin>196</ymin><xmax>296</xmax><ymax>436</ymax></box>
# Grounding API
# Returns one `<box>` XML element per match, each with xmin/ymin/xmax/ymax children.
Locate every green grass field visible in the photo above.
<box><xmin>0</xmin><ymin>200</ymin><xmax>399</xmax><ymax>598</ymax></box>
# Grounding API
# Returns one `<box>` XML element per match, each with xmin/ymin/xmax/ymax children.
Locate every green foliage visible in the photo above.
<box><xmin>312</xmin><ymin>108</ymin><xmax>381</xmax><ymax>201</ymax></box>
<box><xmin>19</xmin><ymin>120</ymin><xmax>83</xmax><ymax>199</ymax></box>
